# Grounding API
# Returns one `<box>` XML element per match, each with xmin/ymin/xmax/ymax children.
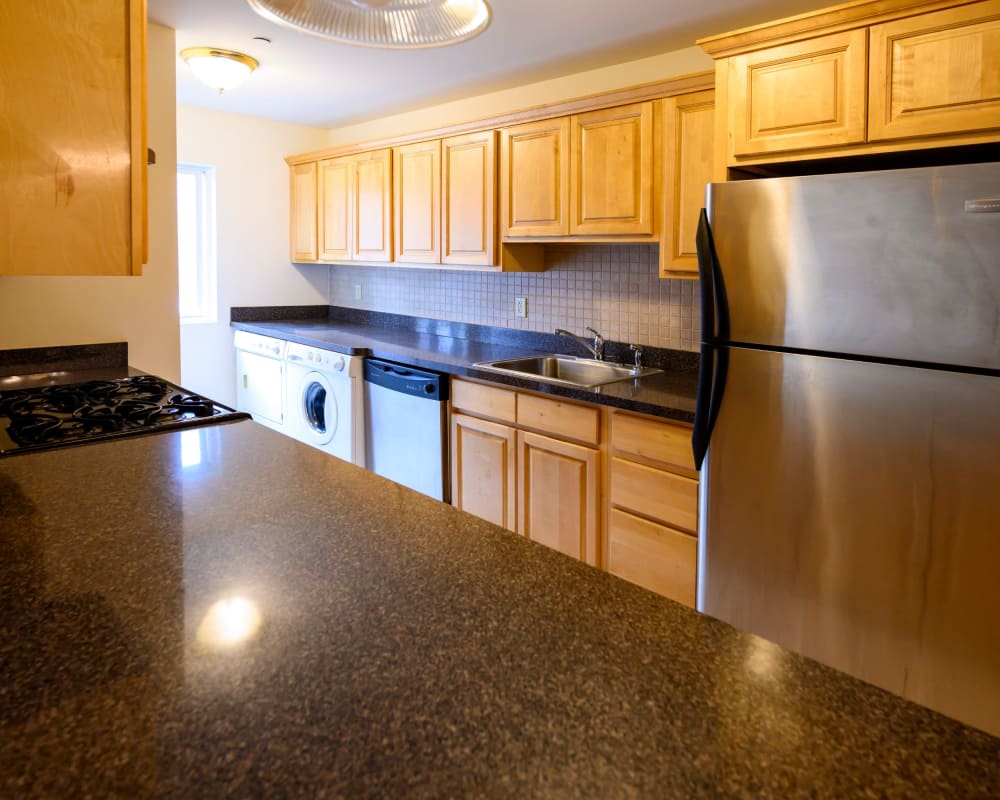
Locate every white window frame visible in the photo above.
<box><xmin>177</xmin><ymin>162</ymin><xmax>218</xmax><ymax>324</ymax></box>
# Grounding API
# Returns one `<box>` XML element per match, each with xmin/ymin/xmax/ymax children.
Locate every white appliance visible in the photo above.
<box><xmin>234</xmin><ymin>330</ymin><xmax>286</xmax><ymax>432</ymax></box>
<box><xmin>284</xmin><ymin>341</ymin><xmax>365</xmax><ymax>465</ymax></box>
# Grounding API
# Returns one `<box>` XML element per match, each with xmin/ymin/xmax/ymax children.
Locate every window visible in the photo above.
<box><xmin>177</xmin><ymin>163</ymin><xmax>217</xmax><ymax>323</ymax></box>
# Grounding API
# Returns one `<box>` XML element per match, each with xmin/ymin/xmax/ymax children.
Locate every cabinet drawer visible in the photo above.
<box><xmin>611</xmin><ymin>457</ymin><xmax>697</xmax><ymax>533</ymax></box>
<box><xmin>451</xmin><ymin>379</ymin><xmax>516</xmax><ymax>423</ymax></box>
<box><xmin>517</xmin><ymin>393</ymin><xmax>600</xmax><ymax>446</ymax></box>
<box><xmin>611</xmin><ymin>412</ymin><xmax>694</xmax><ymax>471</ymax></box>
<box><xmin>608</xmin><ymin>508</ymin><xmax>697</xmax><ymax>607</ymax></box>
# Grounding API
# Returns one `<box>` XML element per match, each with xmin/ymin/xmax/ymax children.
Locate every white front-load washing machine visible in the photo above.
<box><xmin>284</xmin><ymin>341</ymin><xmax>365</xmax><ymax>466</ymax></box>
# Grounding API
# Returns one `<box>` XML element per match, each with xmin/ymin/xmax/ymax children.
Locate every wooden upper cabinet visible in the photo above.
<box><xmin>728</xmin><ymin>29</ymin><xmax>868</xmax><ymax>156</ymax></box>
<box><xmin>442</xmin><ymin>130</ymin><xmax>497</xmax><ymax>266</ymax></box>
<box><xmin>0</xmin><ymin>0</ymin><xmax>147</xmax><ymax>276</ymax></box>
<box><xmin>352</xmin><ymin>148</ymin><xmax>392</xmax><ymax>262</ymax></box>
<box><xmin>393</xmin><ymin>140</ymin><xmax>440</xmax><ymax>264</ymax></box>
<box><xmin>500</xmin><ymin>117</ymin><xmax>571</xmax><ymax>237</ymax></box>
<box><xmin>291</xmin><ymin>161</ymin><xmax>319</xmax><ymax>263</ymax></box>
<box><xmin>660</xmin><ymin>91</ymin><xmax>715</xmax><ymax>278</ymax></box>
<box><xmin>703</xmin><ymin>0</ymin><xmax>1000</xmax><ymax>165</ymax></box>
<box><xmin>869</xmin><ymin>1</ymin><xmax>1000</xmax><ymax>141</ymax></box>
<box><xmin>570</xmin><ymin>102</ymin><xmax>654</xmax><ymax>235</ymax></box>
<box><xmin>319</xmin><ymin>156</ymin><xmax>352</xmax><ymax>262</ymax></box>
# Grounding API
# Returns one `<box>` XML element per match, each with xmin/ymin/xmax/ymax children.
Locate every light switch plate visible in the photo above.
<box><xmin>515</xmin><ymin>296</ymin><xmax>527</xmax><ymax>318</ymax></box>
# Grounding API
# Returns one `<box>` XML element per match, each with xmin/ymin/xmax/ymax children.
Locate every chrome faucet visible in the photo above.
<box><xmin>555</xmin><ymin>327</ymin><xmax>605</xmax><ymax>361</ymax></box>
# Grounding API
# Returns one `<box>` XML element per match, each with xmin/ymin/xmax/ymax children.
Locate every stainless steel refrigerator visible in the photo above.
<box><xmin>693</xmin><ymin>161</ymin><xmax>1000</xmax><ymax>736</ymax></box>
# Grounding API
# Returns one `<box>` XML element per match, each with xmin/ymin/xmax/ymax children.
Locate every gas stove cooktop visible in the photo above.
<box><xmin>0</xmin><ymin>375</ymin><xmax>249</xmax><ymax>457</ymax></box>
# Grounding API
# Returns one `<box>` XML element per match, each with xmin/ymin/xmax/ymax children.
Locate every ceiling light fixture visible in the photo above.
<box><xmin>180</xmin><ymin>47</ymin><xmax>260</xmax><ymax>94</ymax></box>
<box><xmin>246</xmin><ymin>0</ymin><xmax>492</xmax><ymax>49</ymax></box>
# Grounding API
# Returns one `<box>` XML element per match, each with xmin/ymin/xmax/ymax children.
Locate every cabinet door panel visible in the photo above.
<box><xmin>443</xmin><ymin>130</ymin><xmax>497</xmax><ymax>266</ymax></box>
<box><xmin>393</xmin><ymin>140</ymin><xmax>440</xmax><ymax>263</ymax></box>
<box><xmin>353</xmin><ymin>149</ymin><xmax>392</xmax><ymax>262</ymax></box>
<box><xmin>570</xmin><ymin>102</ymin><xmax>654</xmax><ymax>235</ymax></box>
<box><xmin>291</xmin><ymin>161</ymin><xmax>318</xmax><ymax>262</ymax></box>
<box><xmin>319</xmin><ymin>156</ymin><xmax>351</xmax><ymax>261</ymax></box>
<box><xmin>660</xmin><ymin>91</ymin><xmax>714</xmax><ymax>277</ymax></box>
<box><xmin>729</xmin><ymin>29</ymin><xmax>868</xmax><ymax>156</ymax></box>
<box><xmin>869</xmin><ymin>2</ymin><xmax>1000</xmax><ymax>141</ymax></box>
<box><xmin>608</xmin><ymin>508</ymin><xmax>697</xmax><ymax>607</ymax></box>
<box><xmin>500</xmin><ymin>118</ymin><xmax>570</xmax><ymax>237</ymax></box>
<box><xmin>451</xmin><ymin>413</ymin><xmax>516</xmax><ymax>531</ymax></box>
<box><xmin>517</xmin><ymin>431</ymin><xmax>599</xmax><ymax>565</ymax></box>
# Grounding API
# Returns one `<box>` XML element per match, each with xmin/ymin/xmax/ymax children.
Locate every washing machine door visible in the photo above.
<box><xmin>298</xmin><ymin>371</ymin><xmax>338</xmax><ymax>446</ymax></box>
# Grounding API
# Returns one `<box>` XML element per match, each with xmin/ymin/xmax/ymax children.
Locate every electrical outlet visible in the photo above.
<box><xmin>514</xmin><ymin>296</ymin><xmax>527</xmax><ymax>318</ymax></box>
<box><xmin>354</xmin><ymin>284</ymin><xmax>363</xmax><ymax>300</ymax></box>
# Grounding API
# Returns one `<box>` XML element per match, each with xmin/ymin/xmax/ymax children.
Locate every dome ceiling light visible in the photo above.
<box><xmin>180</xmin><ymin>47</ymin><xmax>260</xmax><ymax>93</ymax></box>
<box><xmin>246</xmin><ymin>0</ymin><xmax>492</xmax><ymax>49</ymax></box>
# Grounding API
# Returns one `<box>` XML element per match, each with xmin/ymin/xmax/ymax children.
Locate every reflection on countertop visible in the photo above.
<box><xmin>0</xmin><ymin>420</ymin><xmax>997</xmax><ymax>797</ymax></box>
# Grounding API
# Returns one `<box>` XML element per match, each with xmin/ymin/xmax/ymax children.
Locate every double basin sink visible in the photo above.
<box><xmin>474</xmin><ymin>354</ymin><xmax>661</xmax><ymax>389</ymax></box>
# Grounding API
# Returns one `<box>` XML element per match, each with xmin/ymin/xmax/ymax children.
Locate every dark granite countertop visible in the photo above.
<box><xmin>230</xmin><ymin>307</ymin><xmax>698</xmax><ymax>423</ymax></box>
<box><xmin>1</xmin><ymin>420</ymin><xmax>998</xmax><ymax>797</ymax></box>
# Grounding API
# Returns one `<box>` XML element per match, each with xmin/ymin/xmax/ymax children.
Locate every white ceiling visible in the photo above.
<box><xmin>149</xmin><ymin>0</ymin><xmax>831</xmax><ymax>130</ymax></box>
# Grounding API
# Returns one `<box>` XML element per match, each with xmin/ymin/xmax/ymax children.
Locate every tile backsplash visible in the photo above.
<box><xmin>327</xmin><ymin>244</ymin><xmax>701</xmax><ymax>351</ymax></box>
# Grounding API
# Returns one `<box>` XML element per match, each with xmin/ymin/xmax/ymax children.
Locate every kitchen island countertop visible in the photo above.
<box><xmin>1</xmin><ymin>419</ymin><xmax>997</xmax><ymax>797</ymax></box>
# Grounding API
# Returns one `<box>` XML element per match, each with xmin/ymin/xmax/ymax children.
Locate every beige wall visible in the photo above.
<box><xmin>176</xmin><ymin>107</ymin><xmax>329</xmax><ymax>406</ymax></box>
<box><xmin>325</xmin><ymin>45</ymin><xmax>712</xmax><ymax>146</ymax></box>
<box><xmin>0</xmin><ymin>24</ymin><xmax>181</xmax><ymax>382</ymax></box>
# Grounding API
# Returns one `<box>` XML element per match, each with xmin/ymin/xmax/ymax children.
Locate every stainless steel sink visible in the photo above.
<box><xmin>473</xmin><ymin>354</ymin><xmax>661</xmax><ymax>388</ymax></box>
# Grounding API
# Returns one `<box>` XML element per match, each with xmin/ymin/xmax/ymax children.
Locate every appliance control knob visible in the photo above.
<box><xmin>424</xmin><ymin>384</ymin><xmax>434</xmax><ymax>394</ymax></box>
<box><xmin>333</xmin><ymin>356</ymin><xmax>345</xmax><ymax>372</ymax></box>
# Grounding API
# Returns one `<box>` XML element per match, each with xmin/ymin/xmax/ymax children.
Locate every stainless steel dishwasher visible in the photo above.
<box><xmin>363</xmin><ymin>358</ymin><xmax>449</xmax><ymax>502</ymax></box>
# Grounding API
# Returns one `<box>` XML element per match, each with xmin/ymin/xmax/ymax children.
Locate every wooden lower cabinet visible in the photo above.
<box><xmin>608</xmin><ymin>410</ymin><xmax>699</xmax><ymax>607</ymax></box>
<box><xmin>450</xmin><ymin>379</ymin><xmax>699</xmax><ymax>604</ymax></box>
<box><xmin>450</xmin><ymin>412</ymin><xmax>516</xmax><ymax>531</ymax></box>
<box><xmin>517</xmin><ymin>430</ymin><xmax>600</xmax><ymax>566</ymax></box>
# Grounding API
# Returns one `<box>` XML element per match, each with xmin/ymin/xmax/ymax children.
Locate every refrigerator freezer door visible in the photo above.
<box><xmin>707</xmin><ymin>162</ymin><xmax>1000</xmax><ymax>370</ymax></box>
<box><xmin>699</xmin><ymin>346</ymin><xmax>1000</xmax><ymax>736</ymax></box>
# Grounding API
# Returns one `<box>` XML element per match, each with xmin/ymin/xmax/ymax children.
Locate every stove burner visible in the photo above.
<box><xmin>0</xmin><ymin>375</ymin><xmax>248</xmax><ymax>455</ymax></box>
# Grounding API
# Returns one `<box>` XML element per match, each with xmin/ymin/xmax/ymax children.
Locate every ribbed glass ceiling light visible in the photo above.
<box><xmin>246</xmin><ymin>0</ymin><xmax>492</xmax><ymax>49</ymax></box>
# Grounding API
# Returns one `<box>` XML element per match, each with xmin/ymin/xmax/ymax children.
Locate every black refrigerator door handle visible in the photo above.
<box><xmin>692</xmin><ymin>343</ymin><xmax>715</xmax><ymax>469</ymax></box>
<box><xmin>692</xmin><ymin>209</ymin><xmax>730</xmax><ymax>470</ymax></box>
